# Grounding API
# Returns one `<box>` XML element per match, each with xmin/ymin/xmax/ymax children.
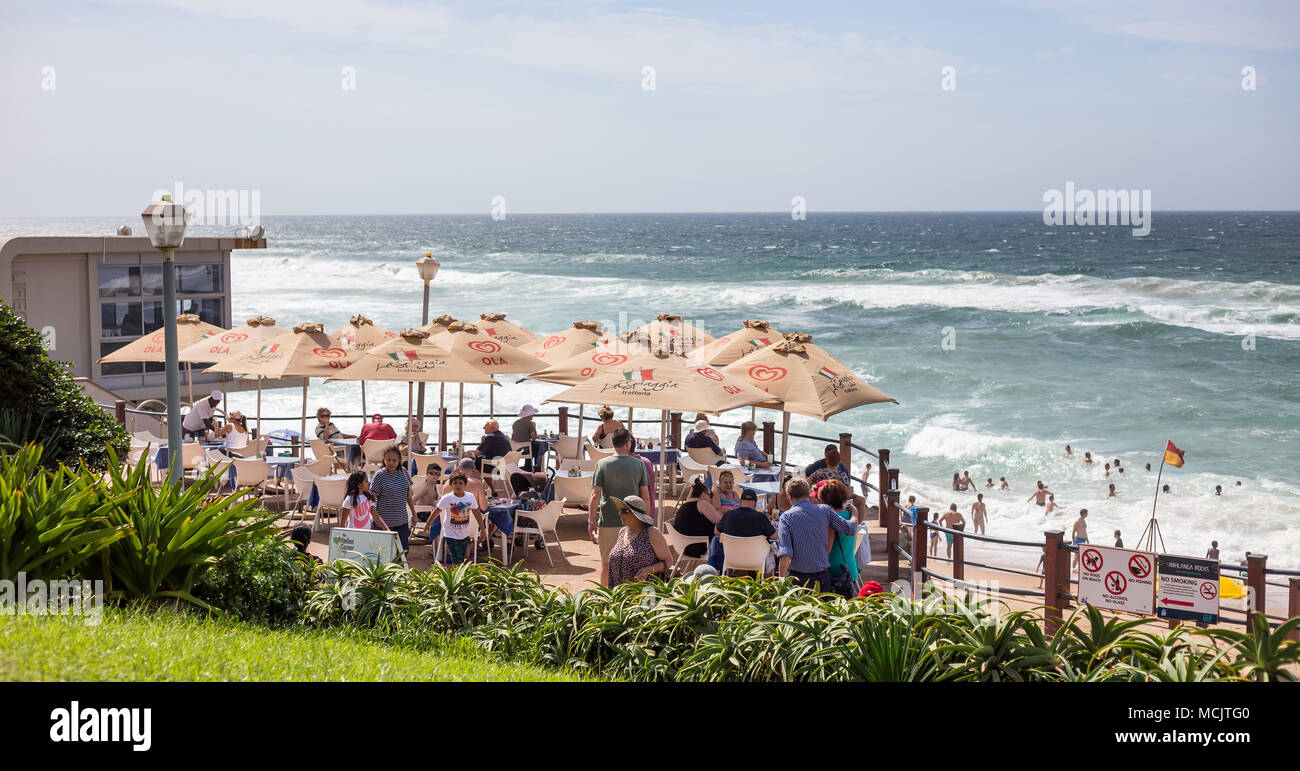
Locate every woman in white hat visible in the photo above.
<box><xmin>606</xmin><ymin>495</ymin><xmax>673</xmax><ymax>588</ymax></box>
<box><xmin>511</xmin><ymin>404</ymin><xmax>541</xmax><ymax>472</ymax></box>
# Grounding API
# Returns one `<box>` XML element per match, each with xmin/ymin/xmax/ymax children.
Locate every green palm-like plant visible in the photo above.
<box><xmin>87</xmin><ymin>447</ymin><xmax>279</xmax><ymax>607</ymax></box>
<box><xmin>1129</xmin><ymin>628</ymin><xmax>1244</xmax><ymax>682</ymax></box>
<box><xmin>1208</xmin><ymin>614</ymin><xmax>1300</xmax><ymax>682</ymax></box>
<box><xmin>928</xmin><ymin>605</ymin><xmax>1054</xmax><ymax>682</ymax></box>
<box><xmin>0</xmin><ymin>444</ymin><xmax>131</xmax><ymax>582</ymax></box>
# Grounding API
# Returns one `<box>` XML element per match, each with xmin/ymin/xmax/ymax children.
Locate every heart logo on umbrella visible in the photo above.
<box><xmin>544</xmin><ymin>335</ymin><xmax>565</xmax><ymax>349</ymax></box>
<box><xmin>313</xmin><ymin>347</ymin><xmax>346</xmax><ymax>359</ymax></box>
<box><xmin>468</xmin><ymin>340</ymin><xmax>501</xmax><ymax>354</ymax></box>
<box><xmin>591</xmin><ymin>353</ymin><xmax>627</xmax><ymax>366</ymax></box>
<box><xmin>220</xmin><ymin>332</ymin><xmax>248</xmax><ymax>344</ymax></box>
<box><xmin>696</xmin><ymin>367</ymin><xmax>724</xmax><ymax>381</ymax></box>
<box><xmin>748</xmin><ymin>365</ymin><xmax>787</xmax><ymax>382</ymax></box>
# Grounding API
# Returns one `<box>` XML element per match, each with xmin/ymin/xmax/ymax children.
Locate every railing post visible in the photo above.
<box><xmin>762</xmin><ymin>421</ymin><xmax>775</xmax><ymax>456</ymax></box>
<box><xmin>438</xmin><ymin>406</ymin><xmax>448</xmax><ymax>452</ymax></box>
<box><xmin>839</xmin><ymin>432</ymin><xmax>851</xmax><ymax>477</ymax></box>
<box><xmin>1288</xmin><ymin>578</ymin><xmax>1300</xmax><ymax>642</ymax></box>
<box><xmin>558</xmin><ymin>406</ymin><xmax>568</xmax><ymax>436</ymax></box>
<box><xmin>912</xmin><ymin>508</ymin><xmax>929</xmax><ymax>600</ymax></box>
<box><xmin>114</xmin><ymin>399</ymin><xmax>126</xmax><ymax>425</ymax></box>
<box><xmin>1245</xmin><ymin>553</ymin><xmax>1268</xmax><ymax>629</ymax></box>
<box><xmin>885</xmin><ymin>490</ymin><xmax>900</xmax><ymax>583</ymax></box>
<box><xmin>877</xmin><ymin>449</ymin><xmax>890</xmax><ymax>526</ymax></box>
<box><xmin>670</xmin><ymin>412</ymin><xmax>682</xmax><ymax>448</ymax></box>
<box><xmin>953</xmin><ymin>528</ymin><xmax>965</xmax><ymax>582</ymax></box>
<box><xmin>1043</xmin><ymin>530</ymin><xmax>1068</xmax><ymax>634</ymax></box>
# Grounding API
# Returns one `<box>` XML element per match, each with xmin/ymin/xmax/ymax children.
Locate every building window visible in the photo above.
<box><xmin>98</xmin><ymin>263</ymin><xmax>223</xmax><ymax>376</ymax></box>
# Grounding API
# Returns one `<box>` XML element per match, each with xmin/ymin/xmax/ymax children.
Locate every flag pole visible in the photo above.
<box><xmin>1140</xmin><ymin>444</ymin><xmax>1168</xmax><ymax>552</ymax></box>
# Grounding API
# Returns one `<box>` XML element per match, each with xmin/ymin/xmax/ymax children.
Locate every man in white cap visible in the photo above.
<box><xmin>511</xmin><ymin>404</ymin><xmax>541</xmax><ymax>471</ymax></box>
<box><xmin>181</xmin><ymin>389</ymin><xmax>223</xmax><ymax>440</ymax></box>
<box><xmin>684</xmin><ymin>418</ymin><xmax>724</xmax><ymax>458</ymax></box>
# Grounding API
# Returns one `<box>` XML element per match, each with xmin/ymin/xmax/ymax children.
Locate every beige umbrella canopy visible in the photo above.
<box><xmin>517</xmin><ymin>321</ymin><xmax>605</xmax><ymax>366</ymax></box>
<box><xmin>477</xmin><ymin>313</ymin><xmax>538</xmax><ymax>348</ymax></box>
<box><xmin>722</xmin><ymin>332</ymin><xmax>898</xmax><ymax>479</ymax></box>
<box><xmin>525</xmin><ymin>334</ymin><xmax>659</xmax><ymax>387</ymax></box>
<box><xmin>100</xmin><ymin>314</ymin><xmax>226</xmax><ymax>363</ymax></box>
<box><xmin>544</xmin><ymin>351</ymin><xmax>771</xmax><ymax>524</ymax></box>
<box><xmin>331</xmin><ymin>314</ymin><xmax>399</xmax><ymax>415</ymax></box>
<box><xmin>205</xmin><ymin>322</ymin><xmax>360</xmax><ymax>457</ymax></box>
<box><xmin>419</xmin><ymin>314</ymin><xmax>458</xmax><ymax>336</ymax></box>
<box><xmin>631</xmin><ymin>313</ymin><xmax>715</xmax><ymax>355</ymax></box>
<box><xmin>429</xmin><ymin>320</ymin><xmax>535</xmax><ymax>443</ymax></box>
<box><xmin>688</xmin><ymin>319</ymin><xmax>783</xmax><ymax>367</ymax></box>
<box><xmin>176</xmin><ymin>315</ymin><xmax>283</xmax><ymax>363</ymax></box>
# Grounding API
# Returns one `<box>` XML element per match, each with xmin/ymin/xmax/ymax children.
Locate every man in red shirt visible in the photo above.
<box><xmin>357</xmin><ymin>413</ymin><xmax>397</xmax><ymax>444</ymax></box>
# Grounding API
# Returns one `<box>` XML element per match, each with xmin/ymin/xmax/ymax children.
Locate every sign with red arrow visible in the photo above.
<box><xmin>1156</xmin><ymin>554</ymin><xmax>1220</xmax><ymax>624</ymax></box>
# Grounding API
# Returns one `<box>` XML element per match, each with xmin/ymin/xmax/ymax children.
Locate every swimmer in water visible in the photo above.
<box><xmin>1044</xmin><ymin>494</ymin><xmax>1059</xmax><ymax>513</ymax></box>
<box><xmin>1103</xmin><ymin>462</ymin><xmax>1111</xmax><ymax>478</ymax></box>
<box><xmin>1214</xmin><ymin>485</ymin><xmax>1222</xmax><ymax>496</ymax></box>
<box><xmin>970</xmin><ymin>493</ymin><xmax>987</xmax><ymax>534</ymax></box>
<box><xmin>1064</xmin><ymin>444</ymin><xmax>1072</xmax><ymax>456</ymax></box>
<box><xmin>1027</xmin><ymin>482</ymin><xmax>1053</xmax><ymax>507</ymax></box>
<box><xmin>999</xmin><ymin>477</ymin><xmax>1009</xmax><ymax>491</ymax></box>
<box><xmin>961</xmin><ymin>470</ymin><xmax>974</xmax><ymax>490</ymax></box>
<box><xmin>1145</xmin><ymin>463</ymin><xmax>1151</xmax><ymax>471</ymax></box>
<box><xmin>985</xmin><ymin>477</ymin><xmax>994</xmax><ymax>488</ymax></box>
<box><xmin>1162</xmin><ymin>484</ymin><xmax>1171</xmax><ymax>494</ymax></box>
<box><xmin>951</xmin><ymin>473</ymin><xmax>961</xmax><ymax>491</ymax></box>
<box><xmin>1083</xmin><ymin>452</ymin><xmax>1093</xmax><ymax>465</ymax></box>
<box><xmin>1106</xmin><ymin>483</ymin><xmax>1117</xmax><ymax>498</ymax></box>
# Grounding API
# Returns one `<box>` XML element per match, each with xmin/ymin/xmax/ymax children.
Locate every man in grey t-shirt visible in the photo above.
<box><xmin>588</xmin><ymin>428</ymin><xmax>650</xmax><ymax>586</ymax></box>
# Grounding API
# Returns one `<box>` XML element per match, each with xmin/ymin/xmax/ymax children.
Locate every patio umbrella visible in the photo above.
<box><xmin>543</xmin><ymin>351</ymin><xmax>771</xmax><ymax>524</ymax></box>
<box><xmin>325</xmin><ymin>328</ymin><xmax>501</xmax><ymax>454</ymax></box>
<box><xmin>631</xmin><ymin>313</ymin><xmax>715</xmax><ymax>356</ymax></box>
<box><xmin>429</xmin><ymin>321</ymin><xmax>535</xmax><ymax>444</ymax></box>
<box><xmin>518</xmin><ymin>321</ymin><xmax>607</xmax><ymax>440</ymax></box>
<box><xmin>100</xmin><ymin>314</ymin><xmax>227</xmax><ymax>406</ymax></box>
<box><xmin>204</xmin><ymin>322</ymin><xmax>362</xmax><ymax>458</ymax></box>
<box><xmin>527</xmin><ymin>331</ymin><xmax>662</xmax><ymax>439</ymax></box>
<box><xmin>477</xmin><ymin>313</ymin><xmax>538</xmax><ymax>347</ymax></box>
<box><xmin>722</xmin><ymin>333</ymin><xmax>898</xmax><ymax>483</ymax></box>
<box><xmin>688</xmin><ymin>320</ymin><xmax>783</xmax><ymax>367</ymax></box>
<box><xmin>176</xmin><ymin>315</ymin><xmax>285</xmax><ymax>436</ymax></box>
<box><xmin>331</xmin><ymin>314</ymin><xmax>398</xmax><ymax>416</ymax></box>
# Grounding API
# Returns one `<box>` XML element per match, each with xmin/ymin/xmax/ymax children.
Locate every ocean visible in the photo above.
<box><xmin>6</xmin><ymin>212</ymin><xmax>1299</xmax><ymax>568</ymax></box>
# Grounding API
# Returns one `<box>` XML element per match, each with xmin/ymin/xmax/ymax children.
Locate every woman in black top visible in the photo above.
<box><xmin>672</xmin><ymin>478</ymin><xmax>722</xmax><ymax>557</ymax></box>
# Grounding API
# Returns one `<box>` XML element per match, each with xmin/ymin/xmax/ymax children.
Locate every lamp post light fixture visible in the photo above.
<box><xmin>141</xmin><ymin>194</ymin><xmax>191</xmax><ymax>481</ymax></box>
<box><xmin>415</xmin><ymin>252</ymin><xmax>440</xmax><ymax>424</ymax></box>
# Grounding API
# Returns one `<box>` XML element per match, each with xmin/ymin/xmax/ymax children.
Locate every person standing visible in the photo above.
<box><xmin>775</xmin><ymin>478</ymin><xmax>857</xmax><ymax>594</ymax></box>
<box><xmin>1027</xmin><ymin>482</ymin><xmax>1053</xmax><ymax>507</ymax></box>
<box><xmin>1071</xmin><ymin>509</ymin><xmax>1089</xmax><ymax>570</ymax></box>
<box><xmin>181</xmin><ymin>389</ymin><xmax>223</xmax><ymax>440</ymax></box>
<box><xmin>588</xmin><ymin>429</ymin><xmax>651</xmax><ymax>587</ymax></box>
<box><xmin>1113</xmin><ymin>530</ymin><xmax>1123</xmax><ymax>548</ymax></box>
<box><xmin>970</xmin><ymin>493</ymin><xmax>988</xmax><ymax>535</ymax></box>
<box><xmin>938</xmin><ymin>503</ymin><xmax>965</xmax><ymax>559</ymax></box>
<box><xmin>1206</xmin><ymin>541</ymin><xmax>1220</xmax><ymax>561</ymax></box>
<box><xmin>432</xmin><ymin>472</ymin><xmax>485</xmax><ymax>565</ymax></box>
<box><xmin>369</xmin><ymin>446</ymin><xmax>415</xmax><ymax>552</ymax></box>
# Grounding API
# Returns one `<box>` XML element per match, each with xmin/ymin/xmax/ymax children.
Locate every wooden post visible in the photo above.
<box><xmin>877</xmin><ymin>449</ymin><xmax>890</xmax><ymax>525</ymax></box>
<box><xmin>953</xmin><ymin>528</ymin><xmax>965</xmax><ymax>582</ymax></box>
<box><xmin>838</xmin><ymin>432</ymin><xmax>851</xmax><ymax>477</ymax></box>
<box><xmin>762</xmin><ymin>421</ymin><xmax>775</xmax><ymax>456</ymax></box>
<box><xmin>912</xmin><ymin>508</ymin><xmax>929</xmax><ymax>600</ymax></box>
<box><xmin>1245</xmin><ymin>553</ymin><xmax>1268</xmax><ymax>629</ymax></box>
<box><xmin>1288</xmin><ymin>579</ymin><xmax>1300</xmax><ymax>642</ymax></box>
<box><xmin>114</xmin><ymin>399</ymin><xmax>126</xmax><ymax>425</ymax></box>
<box><xmin>670</xmin><ymin>412</ymin><xmax>682</xmax><ymax>447</ymax></box>
<box><xmin>558</xmin><ymin>406</ymin><xmax>568</xmax><ymax>436</ymax></box>
<box><xmin>885</xmin><ymin>490</ymin><xmax>900</xmax><ymax>583</ymax></box>
<box><xmin>1043</xmin><ymin>530</ymin><xmax>1067</xmax><ymax>634</ymax></box>
<box><xmin>884</xmin><ymin>468</ymin><xmax>899</xmax><ymax>528</ymax></box>
<box><xmin>438</xmin><ymin>406</ymin><xmax>448</xmax><ymax>452</ymax></box>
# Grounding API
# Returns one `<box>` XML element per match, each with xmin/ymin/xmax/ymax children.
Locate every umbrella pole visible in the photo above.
<box><xmin>361</xmin><ymin>380</ymin><xmax>367</xmax><ymax>417</ymax></box>
<box><xmin>458</xmin><ymin>383</ymin><xmax>464</xmax><ymax>448</ymax></box>
<box><xmin>577</xmin><ymin>404</ymin><xmax>584</xmax><ymax>442</ymax></box>
<box><xmin>658</xmin><ymin>409</ymin><xmax>667</xmax><ymax>528</ymax></box>
<box><xmin>187</xmin><ymin>362</ymin><xmax>194</xmax><ymax>406</ymax></box>
<box><xmin>490</xmin><ymin>384</ymin><xmax>494</xmax><ymax>420</ymax></box>
<box><xmin>256</xmin><ymin>376</ymin><xmax>262</xmax><ymax>438</ymax></box>
<box><xmin>299</xmin><ymin>378</ymin><xmax>308</xmax><ymax>460</ymax></box>
<box><xmin>779</xmin><ymin>411</ymin><xmax>790</xmax><ymax>487</ymax></box>
<box><xmin>407</xmin><ymin>382</ymin><xmax>413</xmax><ymax>470</ymax></box>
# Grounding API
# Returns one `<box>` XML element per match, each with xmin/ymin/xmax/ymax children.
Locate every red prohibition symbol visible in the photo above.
<box><xmin>1105</xmin><ymin>571</ymin><xmax>1127</xmax><ymax>594</ymax></box>
<box><xmin>1200</xmin><ymin>582</ymin><xmax>1218</xmax><ymax>600</ymax></box>
<box><xmin>1081</xmin><ymin>548</ymin><xmax>1103</xmax><ymax>573</ymax></box>
<box><xmin>1128</xmin><ymin>554</ymin><xmax>1151</xmax><ymax>579</ymax></box>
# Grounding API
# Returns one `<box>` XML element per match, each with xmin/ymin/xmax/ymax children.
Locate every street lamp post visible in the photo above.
<box><xmin>141</xmin><ymin>195</ymin><xmax>190</xmax><ymax>482</ymax></box>
<box><xmin>415</xmin><ymin>252</ymin><xmax>440</xmax><ymax>424</ymax></box>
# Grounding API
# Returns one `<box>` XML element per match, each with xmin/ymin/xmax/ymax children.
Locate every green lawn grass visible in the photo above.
<box><xmin>0</xmin><ymin>607</ymin><xmax>584</xmax><ymax>682</ymax></box>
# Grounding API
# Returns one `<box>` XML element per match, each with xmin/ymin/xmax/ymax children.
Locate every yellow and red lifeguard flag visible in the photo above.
<box><xmin>1163</xmin><ymin>440</ymin><xmax>1185</xmax><ymax>468</ymax></box>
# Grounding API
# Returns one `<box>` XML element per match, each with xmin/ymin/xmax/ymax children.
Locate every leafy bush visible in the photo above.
<box><xmin>302</xmin><ymin>559</ymin><xmax>1300</xmax><ymax>683</ymax></box>
<box><xmin>0</xmin><ymin>444</ymin><xmax>130</xmax><ymax>582</ymax></box>
<box><xmin>193</xmin><ymin>534</ymin><xmax>317</xmax><ymax>625</ymax></box>
<box><xmin>83</xmin><ymin>450</ymin><xmax>281</xmax><ymax>608</ymax></box>
<box><xmin>0</xmin><ymin>301</ymin><xmax>129</xmax><ymax>471</ymax></box>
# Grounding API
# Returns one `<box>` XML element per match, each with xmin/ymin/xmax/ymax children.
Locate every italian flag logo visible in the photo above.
<box><xmin>388</xmin><ymin>350</ymin><xmax>419</xmax><ymax>361</ymax></box>
<box><xmin>817</xmin><ymin>366</ymin><xmax>837</xmax><ymax>380</ymax></box>
<box><xmin>623</xmin><ymin>368</ymin><xmax>655</xmax><ymax>381</ymax></box>
<box><xmin>747</xmin><ymin>338</ymin><xmax>772</xmax><ymax>347</ymax></box>
<box><xmin>483</xmin><ymin>327</ymin><xmax>496</xmax><ymax>336</ymax></box>
<box><xmin>259</xmin><ymin>344</ymin><xmax>279</xmax><ymax>354</ymax></box>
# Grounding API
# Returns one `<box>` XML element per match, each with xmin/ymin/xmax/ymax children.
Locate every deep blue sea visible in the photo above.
<box><xmin>6</xmin><ymin>212</ymin><xmax>1299</xmax><ymax>566</ymax></box>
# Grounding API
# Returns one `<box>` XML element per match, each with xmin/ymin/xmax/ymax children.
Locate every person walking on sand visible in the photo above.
<box><xmin>1071</xmin><ymin>509</ymin><xmax>1089</xmax><ymax>570</ymax></box>
<box><xmin>970</xmin><ymin>493</ymin><xmax>988</xmax><ymax>535</ymax></box>
<box><xmin>1027</xmin><ymin>482</ymin><xmax>1053</xmax><ymax>507</ymax></box>
<box><xmin>928</xmin><ymin>511</ymin><xmax>940</xmax><ymax>556</ymax></box>
<box><xmin>939</xmin><ymin>503</ymin><xmax>965</xmax><ymax>559</ymax></box>
<box><xmin>1113</xmin><ymin>530</ymin><xmax>1123</xmax><ymax>548</ymax></box>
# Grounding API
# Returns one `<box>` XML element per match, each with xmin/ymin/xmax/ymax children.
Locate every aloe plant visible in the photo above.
<box><xmin>0</xmin><ymin>444</ymin><xmax>130</xmax><ymax>583</ymax></box>
<box><xmin>1209</xmin><ymin>614</ymin><xmax>1300</xmax><ymax>682</ymax></box>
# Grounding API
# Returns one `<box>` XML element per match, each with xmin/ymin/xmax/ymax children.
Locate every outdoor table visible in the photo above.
<box><xmin>704</xmin><ymin>465</ymin><xmax>777</xmax><ymax>489</ymax></box>
<box><xmin>328</xmin><ymin>437</ymin><xmax>363</xmax><ymax>468</ymax></box>
<box><xmin>152</xmin><ymin>442</ymin><xmax>224</xmax><ymax>473</ymax></box>
<box><xmin>737</xmin><ymin>479</ymin><xmax>782</xmax><ymax>509</ymax></box>
<box><xmin>422</xmin><ymin>499</ymin><xmax>518</xmax><ymax>563</ymax></box>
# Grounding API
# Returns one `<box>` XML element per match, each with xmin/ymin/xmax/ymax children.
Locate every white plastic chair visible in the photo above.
<box><xmin>557</xmin><ymin>458</ymin><xmax>595</xmax><ymax>473</ymax></box>
<box><xmin>665</xmin><ymin>521</ymin><xmax>712</xmax><ymax>577</ymax></box>
<box><xmin>285</xmin><ymin>466</ymin><xmax>320</xmax><ymax>524</ymax></box>
<box><xmin>553</xmin><ymin>475</ymin><xmax>593</xmax><ymax>510</ymax></box>
<box><xmin>313</xmin><ymin>476</ymin><xmax>349</xmax><ymax>532</ymax></box>
<box><xmin>708</xmin><ymin>466</ymin><xmax>752</xmax><ymax>488</ymax></box>
<box><xmin>305</xmin><ymin>457</ymin><xmax>334</xmax><ymax>478</ymax></box>
<box><xmin>513</xmin><ymin>499</ymin><xmax>565</xmax><ymax>567</ymax></box>
<box><xmin>411</xmin><ymin>453</ymin><xmax>442</xmax><ymax>477</ymax></box>
<box><xmin>232</xmin><ymin>457</ymin><xmax>272</xmax><ymax>496</ymax></box>
<box><xmin>720</xmin><ymin>534</ymin><xmax>772</xmax><ymax>577</ymax></box>
<box><xmin>180</xmin><ymin>441</ymin><xmax>206</xmax><ymax>479</ymax></box>
<box><xmin>586</xmin><ymin>445</ymin><xmax>614</xmax><ymax>462</ymax></box>
<box><xmin>507</xmin><ymin>439</ymin><xmax>533</xmax><ymax>467</ymax></box>
<box><xmin>205</xmin><ymin>448</ymin><xmax>229</xmax><ymax>466</ymax></box>
<box><xmin>361</xmin><ymin>439</ymin><xmax>393</xmax><ymax>472</ymax></box>
<box><xmin>552</xmin><ymin>435</ymin><xmax>582</xmax><ymax>471</ymax></box>
<box><xmin>687</xmin><ymin>446</ymin><xmax>726</xmax><ymax>466</ymax></box>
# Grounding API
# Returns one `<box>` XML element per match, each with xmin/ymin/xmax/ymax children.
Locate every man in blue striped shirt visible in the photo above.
<box><xmin>776</xmin><ymin>478</ymin><xmax>858</xmax><ymax>593</ymax></box>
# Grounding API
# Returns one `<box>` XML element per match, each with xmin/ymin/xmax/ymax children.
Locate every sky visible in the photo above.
<box><xmin>1</xmin><ymin>0</ymin><xmax>1298</xmax><ymax>216</ymax></box>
